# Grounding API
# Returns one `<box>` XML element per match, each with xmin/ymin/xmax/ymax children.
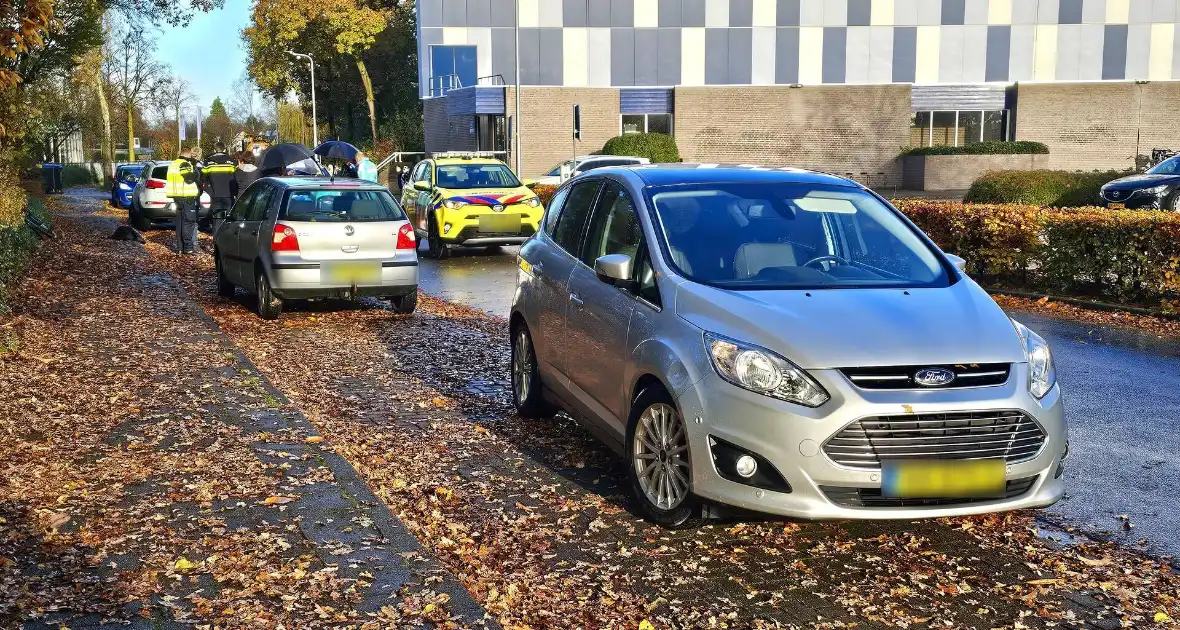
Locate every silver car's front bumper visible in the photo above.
<box><xmin>676</xmin><ymin>364</ymin><xmax>1066</xmax><ymax>520</ymax></box>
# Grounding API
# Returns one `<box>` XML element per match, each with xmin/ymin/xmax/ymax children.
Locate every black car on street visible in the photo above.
<box><xmin>1100</xmin><ymin>156</ymin><xmax>1180</xmax><ymax>210</ymax></box>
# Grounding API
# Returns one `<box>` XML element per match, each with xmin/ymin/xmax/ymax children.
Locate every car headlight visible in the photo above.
<box><xmin>1144</xmin><ymin>184</ymin><xmax>1169</xmax><ymax>195</ymax></box>
<box><xmin>525</xmin><ymin>196</ymin><xmax>541</xmax><ymax>208</ymax></box>
<box><xmin>118</xmin><ymin>182</ymin><xmax>131</xmax><ymax>190</ymax></box>
<box><xmin>1011</xmin><ymin>318</ymin><xmax>1057</xmax><ymax>399</ymax></box>
<box><xmin>704</xmin><ymin>333</ymin><xmax>829</xmax><ymax>407</ymax></box>
<box><xmin>442</xmin><ymin>199</ymin><xmax>467</xmax><ymax>210</ymax></box>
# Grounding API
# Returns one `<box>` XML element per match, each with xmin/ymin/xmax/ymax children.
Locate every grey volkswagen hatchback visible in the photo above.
<box><xmin>510</xmin><ymin>165</ymin><xmax>1066</xmax><ymax>527</ymax></box>
<box><xmin>213</xmin><ymin>177</ymin><xmax>419</xmax><ymax>320</ymax></box>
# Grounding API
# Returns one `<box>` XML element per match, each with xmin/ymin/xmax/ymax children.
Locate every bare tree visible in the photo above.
<box><xmin>227</xmin><ymin>71</ymin><xmax>261</xmax><ymax>129</ymax></box>
<box><xmin>104</xmin><ymin>20</ymin><xmax>164</xmax><ymax>161</ymax></box>
<box><xmin>153</xmin><ymin>74</ymin><xmax>195</xmax><ymax>152</ymax></box>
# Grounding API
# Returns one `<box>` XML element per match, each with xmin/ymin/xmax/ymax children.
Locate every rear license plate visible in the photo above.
<box><xmin>478</xmin><ymin>214</ymin><xmax>520</xmax><ymax>233</ymax></box>
<box><xmin>1108</xmin><ymin>202</ymin><xmax>1125</xmax><ymax>209</ymax></box>
<box><xmin>320</xmin><ymin>260</ymin><xmax>381</xmax><ymax>285</ymax></box>
<box><xmin>881</xmin><ymin>459</ymin><xmax>1005</xmax><ymax>499</ymax></box>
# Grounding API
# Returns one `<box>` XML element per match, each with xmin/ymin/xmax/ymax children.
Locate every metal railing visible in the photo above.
<box><xmin>477</xmin><ymin>74</ymin><xmax>506</xmax><ymax>86</ymax></box>
<box><xmin>428</xmin><ymin>74</ymin><xmax>462</xmax><ymax>97</ymax></box>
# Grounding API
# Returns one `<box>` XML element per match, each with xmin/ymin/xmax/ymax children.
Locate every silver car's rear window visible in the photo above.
<box><xmin>279</xmin><ymin>189</ymin><xmax>406</xmax><ymax>223</ymax></box>
<box><xmin>650</xmin><ymin>183</ymin><xmax>950</xmax><ymax>290</ymax></box>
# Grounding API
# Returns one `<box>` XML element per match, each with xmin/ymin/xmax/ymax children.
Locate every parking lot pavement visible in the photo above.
<box><xmin>129</xmin><ymin>235</ymin><xmax>1180</xmax><ymax>627</ymax></box>
<box><xmin>0</xmin><ymin>193</ymin><xmax>490</xmax><ymax>629</ymax></box>
<box><xmin>419</xmin><ymin>247</ymin><xmax>1180</xmax><ymax>561</ymax></box>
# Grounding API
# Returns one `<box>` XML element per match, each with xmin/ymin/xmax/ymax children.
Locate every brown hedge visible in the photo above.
<box><xmin>893</xmin><ymin>200</ymin><xmax>1180</xmax><ymax>312</ymax></box>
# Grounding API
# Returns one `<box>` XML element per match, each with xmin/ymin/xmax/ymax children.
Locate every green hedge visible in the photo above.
<box><xmin>964</xmin><ymin>169</ymin><xmax>1131</xmax><ymax>207</ymax></box>
<box><xmin>601</xmin><ymin>133</ymin><xmax>680</xmax><ymax>163</ymax></box>
<box><xmin>61</xmin><ymin>164</ymin><xmax>96</xmax><ymax>188</ymax></box>
<box><xmin>900</xmin><ymin>141</ymin><xmax>1049</xmax><ymax>157</ymax></box>
<box><xmin>894</xmin><ymin>199</ymin><xmax>1180</xmax><ymax>311</ymax></box>
<box><xmin>0</xmin><ymin>197</ymin><xmax>46</xmax><ymax>316</ymax></box>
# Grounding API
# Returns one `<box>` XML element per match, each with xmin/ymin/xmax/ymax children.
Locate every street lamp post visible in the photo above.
<box><xmin>514</xmin><ymin>0</ymin><xmax>521</xmax><ymax>176</ymax></box>
<box><xmin>286</xmin><ymin>50</ymin><xmax>318</xmax><ymax>147</ymax></box>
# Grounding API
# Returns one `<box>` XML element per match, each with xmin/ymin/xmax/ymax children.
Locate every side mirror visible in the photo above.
<box><xmin>413</xmin><ymin>181</ymin><xmax>430</xmax><ymax>192</ymax></box>
<box><xmin>594</xmin><ymin>253</ymin><xmax>633</xmax><ymax>286</ymax></box>
<box><xmin>945</xmin><ymin>253</ymin><xmax>967</xmax><ymax>273</ymax></box>
<box><xmin>522</xmin><ymin>178</ymin><xmax>537</xmax><ymax>189</ymax></box>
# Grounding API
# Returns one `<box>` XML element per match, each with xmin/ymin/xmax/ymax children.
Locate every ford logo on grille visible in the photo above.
<box><xmin>914</xmin><ymin>367</ymin><xmax>956</xmax><ymax>387</ymax></box>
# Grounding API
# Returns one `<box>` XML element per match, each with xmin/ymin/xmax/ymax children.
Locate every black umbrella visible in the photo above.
<box><xmin>313</xmin><ymin>140</ymin><xmax>360</xmax><ymax>162</ymax></box>
<box><xmin>258</xmin><ymin>143</ymin><xmax>317</xmax><ymax>176</ymax></box>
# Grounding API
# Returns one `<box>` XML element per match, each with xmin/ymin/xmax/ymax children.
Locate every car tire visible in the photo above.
<box><xmin>510</xmin><ymin>323</ymin><xmax>557</xmax><ymax>419</ymax></box>
<box><xmin>255</xmin><ymin>266</ymin><xmax>283</xmax><ymax>320</ymax></box>
<box><xmin>425</xmin><ymin>214</ymin><xmax>449</xmax><ymax>259</ymax></box>
<box><xmin>626</xmin><ymin>386</ymin><xmax>699</xmax><ymax>528</ymax></box>
<box><xmin>390</xmin><ymin>290</ymin><xmax>418</xmax><ymax>314</ymax></box>
<box><xmin>130</xmin><ymin>207</ymin><xmax>151</xmax><ymax>231</ymax></box>
<box><xmin>1168</xmin><ymin>192</ymin><xmax>1180</xmax><ymax>212</ymax></box>
<box><xmin>215</xmin><ymin>251</ymin><xmax>235</xmax><ymax>298</ymax></box>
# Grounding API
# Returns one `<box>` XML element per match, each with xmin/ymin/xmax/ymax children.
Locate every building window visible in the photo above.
<box><xmin>430</xmin><ymin>45</ymin><xmax>477</xmax><ymax>96</ymax></box>
<box><xmin>910</xmin><ymin>110</ymin><xmax>1009</xmax><ymax>147</ymax></box>
<box><xmin>621</xmin><ymin>113</ymin><xmax>674</xmax><ymax>135</ymax></box>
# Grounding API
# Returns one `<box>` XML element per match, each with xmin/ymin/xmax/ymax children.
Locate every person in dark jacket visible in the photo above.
<box><xmin>200</xmin><ymin>142</ymin><xmax>236</xmax><ymax>233</ymax></box>
<box><xmin>234</xmin><ymin>151</ymin><xmax>260</xmax><ymax>199</ymax></box>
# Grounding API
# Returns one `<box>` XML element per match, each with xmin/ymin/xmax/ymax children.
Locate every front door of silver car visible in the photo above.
<box><xmin>562</xmin><ymin>180</ymin><xmax>646</xmax><ymax>442</ymax></box>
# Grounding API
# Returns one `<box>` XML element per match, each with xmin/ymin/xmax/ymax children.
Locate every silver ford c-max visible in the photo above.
<box><xmin>510</xmin><ymin>164</ymin><xmax>1066</xmax><ymax>527</ymax></box>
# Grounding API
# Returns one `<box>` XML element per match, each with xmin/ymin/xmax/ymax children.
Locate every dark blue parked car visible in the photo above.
<box><xmin>110</xmin><ymin>163</ymin><xmax>144</xmax><ymax>208</ymax></box>
<box><xmin>1099</xmin><ymin>156</ymin><xmax>1180</xmax><ymax>210</ymax></box>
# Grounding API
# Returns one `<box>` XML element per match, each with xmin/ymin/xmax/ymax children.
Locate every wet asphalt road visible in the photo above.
<box><xmin>418</xmin><ymin>247</ymin><xmax>1180</xmax><ymax>559</ymax></box>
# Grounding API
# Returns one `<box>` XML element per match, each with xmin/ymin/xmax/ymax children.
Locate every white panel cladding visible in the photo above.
<box><xmin>587</xmin><ymin>27</ymin><xmax>613</xmax><ymax>86</ymax></box>
<box><xmin>845</xmin><ymin>26</ymin><xmax>872</xmax><ymax>82</ymax></box>
<box><xmin>681</xmin><ymin>26</ymin><xmax>707</xmax><ymax>85</ymax></box>
<box><xmin>869</xmin><ymin>26</ymin><xmax>896</xmax><ymax>82</ymax></box>
<box><xmin>564</xmin><ymin>27</ymin><xmax>590</xmax><ymax>86</ymax></box>
<box><xmin>751</xmin><ymin>26</ymin><xmax>777</xmax><ymax>83</ymax></box>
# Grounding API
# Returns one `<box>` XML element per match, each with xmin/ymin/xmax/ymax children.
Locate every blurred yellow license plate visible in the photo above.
<box><xmin>478</xmin><ymin>214</ymin><xmax>520</xmax><ymax>233</ymax></box>
<box><xmin>1108</xmin><ymin>202</ymin><xmax>1125</xmax><ymax>209</ymax></box>
<box><xmin>320</xmin><ymin>261</ymin><xmax>381</xmax><ymax>285</ymax></box>
<box><xmin>882</xmin><ymin>459</ymin><xmax>1005</xmax><ymax>498</ymax></box>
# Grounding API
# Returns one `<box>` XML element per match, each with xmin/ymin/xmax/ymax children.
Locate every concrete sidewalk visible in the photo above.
<box><xmin>0</xmin><ymin>193</ymin><xmax>492</xmax><ymax>628</ymax></box>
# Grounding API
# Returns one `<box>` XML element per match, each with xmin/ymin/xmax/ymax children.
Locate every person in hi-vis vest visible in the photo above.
<box><xmin>166</xmin><ymin>146</ymin><xmax>201</xmax><ymax>254</ymax></box>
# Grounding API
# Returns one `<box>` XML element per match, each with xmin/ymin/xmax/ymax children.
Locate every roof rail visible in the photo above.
<box><xmin>430</xmin><ymin>151</ymin><xmax>508</xmax><ymax>160</ymax></box>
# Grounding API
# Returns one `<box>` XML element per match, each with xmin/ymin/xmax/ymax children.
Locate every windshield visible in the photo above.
<box><xmin>437</xmin><ymin>163</ymin><xmax>521</xmax><ymax>189</ymax></box>
<box><xmin>280</xmin><ymin>189</ymin><xmax>406</xmax><ymax>222</ymax></box>
<box><xmin>1147</xmin><ymin>157</ymin><xmax>1180</xmax><ymax>175</ymax></box>
<box><xmin>651</xmin><ymin>183</ymin><xmax>950</xmax><ymax>290</ymax></box>
<box><xmin>545</xmin><ymin>160</ymin><xmax>571</xmax><ymax>177</ymax></box>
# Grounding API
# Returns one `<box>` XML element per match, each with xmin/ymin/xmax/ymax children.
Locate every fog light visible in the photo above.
<box><xmin>735</xmin><ymin>455</ymin><xmax>757</xmax><ymax>478</ymax></box>
<box><xmin>443</xmin><ymin>222</ymin><xmax>452</xmax><ymax>233</ymax></box>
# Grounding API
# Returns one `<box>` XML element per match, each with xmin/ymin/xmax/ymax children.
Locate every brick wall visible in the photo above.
<box><xmin>673</xmin><ymin>85</ymin><xmax>912</xmax><ymax>188</ymax></box>
<box><xmin>506</xmin><ymin>87</ymin><xmax>621</xmax><ymax>178</ymax></box>
<box><xmin>423</xmin><ymin>97</ymin><xmax>476</xmax><ymax>154</ymax></box>
<box><xmin>1014</xmin><ymin>82</ymin><xmax>1180</xmax><ymax>171</ymax></box>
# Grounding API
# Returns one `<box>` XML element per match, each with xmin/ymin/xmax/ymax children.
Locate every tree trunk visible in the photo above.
<box><xmin>95</xmin><ymin>75</ymin><xmax>113</xmax><ymax>182</ymax></box>
<box><xmin>126</xmin><ymin>104</ymin><xmax>136</xmax><ymax>162</ymax></box>
<box><xmin>355</xmin><ymin>58</ymin><xmax>378</xmax><ymax>143</ymax></box>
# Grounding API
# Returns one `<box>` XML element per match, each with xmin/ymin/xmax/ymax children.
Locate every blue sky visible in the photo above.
<box><xmin>154</xmin><ymin>3</ymin><xmax>252</xmax><ymax>114</ymax></box>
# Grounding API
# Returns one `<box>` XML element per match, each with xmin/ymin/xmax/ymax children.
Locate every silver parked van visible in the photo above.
<box><xmin>510</xmin><ymin>164</ymin><xmax>1066</xmax><ymax>527</ymax></box>
<box><xmin>213</xmin><ymin>177</ymin><xmax>418</xmax><ymax>319</ymax></box>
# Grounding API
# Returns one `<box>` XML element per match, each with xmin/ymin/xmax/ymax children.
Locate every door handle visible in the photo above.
<box><xmin>249</xmin><ymin>227</ymin><xmax>259</xmax><ymax>236</ymax></box>
<box><xmin>569</xmin><ymin>292</ymin><xmax>584</xmax><ymax>308</ymax></box>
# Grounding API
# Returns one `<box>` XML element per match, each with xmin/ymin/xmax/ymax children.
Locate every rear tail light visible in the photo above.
<box><xmin>396</xmin><ymin>223</ymin><xmax>416</xmax><ymax>250</ymax></box>
<box><xmin>146</xmin><ymin>179</ymin><xmax>165</xmax><ymax>189</ymax></box>
<box><xmin>271</xmin><ymin>223</ymin><xmax>300</xmax><ymax>252</ymax></box>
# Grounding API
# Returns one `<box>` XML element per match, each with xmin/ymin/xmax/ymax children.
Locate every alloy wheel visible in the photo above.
<box><xmin>632</xmin><ymin>403</ymin><xmax>690</xmax><ymax>510</ymax></box>
<box><xmin>512</xmin><ymin>328</ymin><xmax>532</xmax><ymax>404</ymax></box>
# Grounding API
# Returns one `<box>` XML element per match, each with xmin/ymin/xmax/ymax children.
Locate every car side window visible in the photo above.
<box><xmin>411</xmin><ymin>162</ymin><xmax>426</xmax><ymax>182</ymax></box>
<box><xmin>423</xmin><ymin>162</ymin><xmax>433</xmax><ymax>187</ymax></box>
<box><xmin>581</xmin><ymin>181</ymin><xmax>642</xmax><ymax>266</ymax></box>
<box><xmin>551</xmin><ymin>181</ymin><xmax>601</xmax><ymax>257</ymax></box>
<box><xmin>232</xmin><ymin>187</ymin><xmax>257</xmax><ymax>221</ymax></box>
<box><xmin>246</xmin><ymin>185</ymin><xmax>275</xmax><ymax>221</ymax></box>
<box><xmin>579</xmin><ymin>159</ymin><xmax>630</xmax><ymax>172</ymax></box>
<box><xmin>542</xmin><ymin>186</ymin><xmax>572</xmax><ymax>237</ymax></box>
<box><xmin>634</xmin><ymin>245</ymin><xmax>661</xmax><ymax>307</ymax></box>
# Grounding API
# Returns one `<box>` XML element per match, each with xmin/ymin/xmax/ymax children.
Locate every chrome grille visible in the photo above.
<box><xmin>840</xmin><ymin>363</ymin><xmax>1010</xmax><ymax>390</ymax></box>
<box><xmin>823</xmin><ymin>410</ymin><xmax>1046</xmax><ymax>469</ymax></box>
